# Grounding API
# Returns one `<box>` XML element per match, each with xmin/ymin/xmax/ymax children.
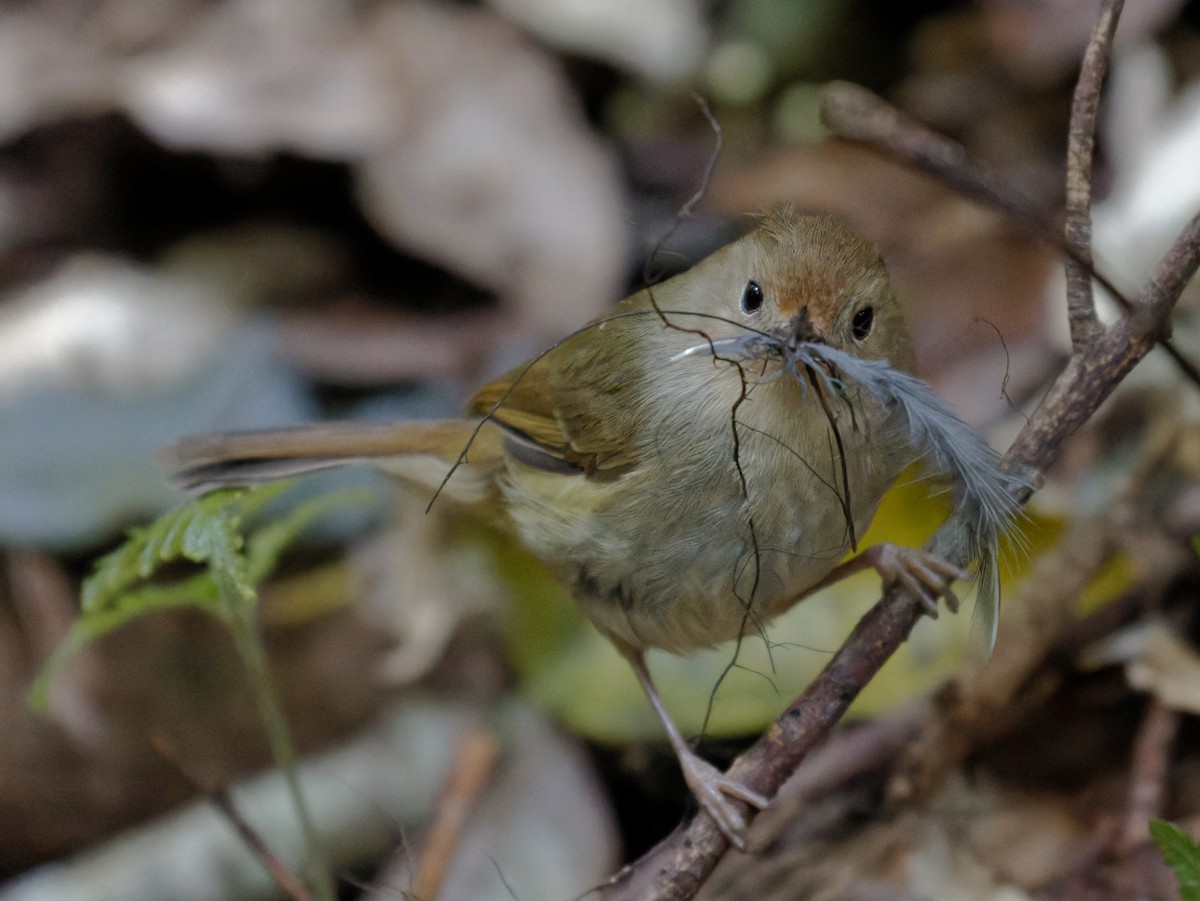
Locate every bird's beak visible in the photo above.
<box><xmin>669</xmin><ymin>305</ymin><xmax>820</xmax><ymax>363</ymax></box>
<box><xmin>783</xmin><ymin>306</ymin><xmax>820</xmax><ymax>346</ymax></box>
<box><xmin>669</xmin><ymin>334</ymin><xmax>766</xmax><ymax>362</ymax></box>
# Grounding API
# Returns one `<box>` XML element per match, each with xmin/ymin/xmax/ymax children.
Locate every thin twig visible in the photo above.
<box><xmin>1006</xmin><ymin>209</ymin><xmax>1200</xmax><ymax>479</ymax></box>
<box><xmin>410</xmin><ymin>727</ymin><xmax>499</xmax><ymax>901</ymax></box>
<box><xmin>1064</xmin><ymin>0</ymin><xmax>1123</xmax><ymax>347</ymax></box>
<box><xmin>642</xmin><ymin>94</ymin><xmax>723</xmax><ymax>294</ymax></box>
<box><xmin>820</xmin><ymin>81</ymin><xmax>1094</xmax><ymax>287</ymax></box>
<box><xmin>1142</xmin><ymin>210</ymin><xmax>1200</xmax><ymax>319</ymax></box>
<box><xmin>150</xmin><ymin>734</ymin><xmax>316</xmax><ymax>901</ymax></box>
<box><xmin>819</xmin><ymin>80</ymin><xmax>1200</xmax><ymax>390</ymax></box>
<box><xmin>679</xmin><ymin>94</ymin><xmax>723</xmax><ymax>222</ymax></box>
<box><xmin>1120</xmin><ymin>696</ymin><xmax>1179</xmax><ymax>853</ymax></box>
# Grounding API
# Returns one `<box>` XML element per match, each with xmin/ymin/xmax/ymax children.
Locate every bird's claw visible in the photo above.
<box><xmin>678</xmin><ymin>748</ymin><xmax>769</xmax><ymax>851</ymax></box>
<box><xmin>864</xmin><ymin>543</ymin><xmax>968</xmax><ymax>617</ymax></box>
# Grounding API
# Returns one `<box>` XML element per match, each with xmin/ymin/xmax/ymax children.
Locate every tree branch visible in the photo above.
<box><xmin>1064</xmin><ymin>0</ymin><xmax>1123</xmax><ymax>348</ymax></box>
<box><xmin>819</xmin><ymin>80</ymin><xmax>1200</xmax><ymax>390</ymax></box>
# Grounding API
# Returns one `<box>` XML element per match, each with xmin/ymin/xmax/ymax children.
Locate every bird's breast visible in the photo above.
<box><xmin>500</xmin><ymin>361</ymin><xmax>904</xmax><ymax>654</ymax></box>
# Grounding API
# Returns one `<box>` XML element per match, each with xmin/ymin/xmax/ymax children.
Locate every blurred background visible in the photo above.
<box><xmin>2</xmin><ymin>0</ymin><xmax>1200</xmax><ymax>898</ymax></box>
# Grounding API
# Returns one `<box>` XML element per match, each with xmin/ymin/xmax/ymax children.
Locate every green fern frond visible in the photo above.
<box><xmin>1151</xmin><ymin>819</ymin><xmax>1200</xmax><ymax>901</ymax></box>
<box><xmin>29</xmin><ymin>483</ymin><xmax>370</xmax><ymax>710</ymax></box>
<box><xmin>80</xmin><ymin>485</ymin><xmax>288</xmax><ymax>612</ymax></box>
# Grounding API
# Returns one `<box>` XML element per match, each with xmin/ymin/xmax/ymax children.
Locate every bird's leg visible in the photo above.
<box><xmin>617</xmin><ymin>644</ymin><xmax>769</xmax><ymax>851</ymax></box>
<box><xmin>803</xmin><ymin>543</ymin><xmax>969</xmax><ymax>617</ymax></box>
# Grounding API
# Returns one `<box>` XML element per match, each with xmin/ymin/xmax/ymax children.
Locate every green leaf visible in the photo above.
<box><xmin>1151</xmin><ymin>819</ymin><xmax>1200</xmax><ymax>901</ymax></box>
<box><xmin>29</xmin><ymin>481</ymin><xmax>371</xmax><ymax>711</ymax></box>
<box><xmin>28</xmin><ymin>572</ymin><xmax>220</xmax><ymax>709</ymax></box>
<box><xmin>80</xmin><ymin>485</ymin><xmax>289</xmax><ymax>612</ymax></box>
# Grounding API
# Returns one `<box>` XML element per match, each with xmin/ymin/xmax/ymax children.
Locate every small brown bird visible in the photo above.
<box><xmin>162</xmin><ymin>209</ymin><xmax>1008</xmax><ymax>847</ymax></box>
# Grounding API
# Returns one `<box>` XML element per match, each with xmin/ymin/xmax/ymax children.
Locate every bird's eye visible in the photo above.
<box><xmin>741</xmin><ymin>280</ymin><xmax>764</xmax><ymax>314</ymax></box>
<box><xmin>851</xmin><ymin>306</ymin><xmax>874</xmax><ymax>340</ymax></box>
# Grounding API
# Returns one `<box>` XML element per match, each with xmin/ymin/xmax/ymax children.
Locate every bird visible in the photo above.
<box><xmin>161</xmin><ymin>208</ymin><xmax>1013</xmax><ymax>848</ymax></box>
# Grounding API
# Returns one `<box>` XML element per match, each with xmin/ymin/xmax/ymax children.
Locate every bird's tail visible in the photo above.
<box><xmin>158</xmin><ymin>419</ymin><xmax>499</xmax><ymax>503</ymax></box>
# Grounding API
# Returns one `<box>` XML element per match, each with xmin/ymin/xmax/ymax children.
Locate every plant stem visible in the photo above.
<box><xmin>221</xmin><ymin>580</ymin><xmax>336</xmax><ymax>901</ymax></box>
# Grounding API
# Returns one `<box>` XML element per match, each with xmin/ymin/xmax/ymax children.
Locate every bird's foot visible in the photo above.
<box><xmin>862</xmin><ymin>543</ymin><xmax>968</xmax><ymax>617</ymax></box>
<box><xmin>677</xmin><ymin>747</ymin><xmax>769</xmax><ymax>851</ymax></box>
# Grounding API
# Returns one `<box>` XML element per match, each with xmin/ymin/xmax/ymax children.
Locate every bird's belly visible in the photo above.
<box><xmin>500</xmin><ymin>449</ymin><xmax>888</xmax><ymax>655</ymax></box>
<box><xmin>579</xmin><ymin>491</ymin><xmax>868</xmax><ymax>653</ymax></box>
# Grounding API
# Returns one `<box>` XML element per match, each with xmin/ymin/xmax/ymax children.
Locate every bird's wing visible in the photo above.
<box><xmin>466</xmin><ymin>320</ymin><xmax>644</xmax><ymax>476</ymax></box>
